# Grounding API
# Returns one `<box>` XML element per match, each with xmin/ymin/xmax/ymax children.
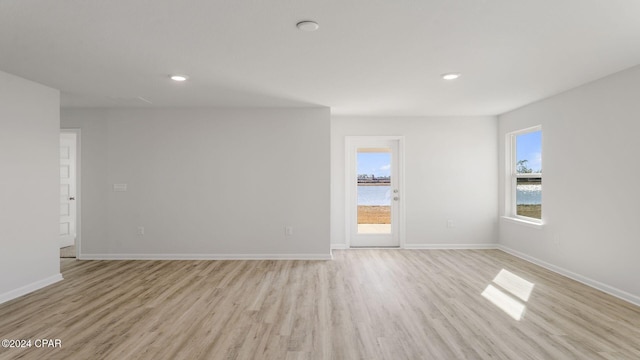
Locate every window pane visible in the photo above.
<box><xmin>515</xmin><ymin>130</ymin><xmax>542</xmax><ymax>174</ymax></box>
<box><xmin>357</xmin><ymin>149</ymin><xmax>391</xmax><ymax>234</ymax></box>
<box><xmin>514</xmin><ymin>129</ymin><xmax>542</xmax><ymax>220</ymax></box>
<box><xmin>516</xmin><ymin>177</ymin><xmax>541</xmax><ymax>219</ymax></box>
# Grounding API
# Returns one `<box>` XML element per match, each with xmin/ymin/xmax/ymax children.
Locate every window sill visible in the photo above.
<box><xmin>501</xmin><ymin>216</ymin><xmax>544</xmax><ymax>229</ymax></box>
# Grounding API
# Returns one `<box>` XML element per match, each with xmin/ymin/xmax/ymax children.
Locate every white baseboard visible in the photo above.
<box><xmin>0</xmin><ymin>274</ymin><xmax>63</xmax><ymax>305</ymax></box>
<box><xmin>79</xmin><ymin>253</ymin><xmax>332</xmax><ymax>261</ymax></box>
<box><xmin>404</xmin><ymin>243</ymin><xmax>499</xmax><ymax>250</ymax></box>
<box><xmin>497</xmin><ymin>245</ymin><xmax>640</xmax><ymax>307</ymax></box>
<box><xmin>330</xmin><ymin>243</ymin><xmax>499</xmax><ymax>250</ymax></box>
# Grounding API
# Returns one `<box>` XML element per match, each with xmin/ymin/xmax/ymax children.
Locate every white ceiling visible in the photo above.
<box><xmin>1</xmin><ymin>0</ymin><xmax>640</xmax><ymax>116</ymax></box>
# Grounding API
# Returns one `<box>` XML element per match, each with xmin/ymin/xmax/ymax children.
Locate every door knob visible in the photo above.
<box><xmin>393</xmin><ymin>196</ymin><xmax>399</xmax><ymax>201</ymax></box>
<box><xmin>69</xmin><ymin>197</ymin><xmax>75</xmax><ymax>201</ymax></box>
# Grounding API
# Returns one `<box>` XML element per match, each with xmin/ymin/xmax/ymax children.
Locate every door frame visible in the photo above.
<box><xmin>345</xmin><ymin>136</ymin><xmax>405</xmax><ymax>248</ymax></box>
<box><xmin>61</xmin><ymin>128</ymin><xmax>81</xmax><ymax>259</ymax></box>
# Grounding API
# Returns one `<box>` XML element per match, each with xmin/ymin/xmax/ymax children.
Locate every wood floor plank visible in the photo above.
<box><xmin>0</xmin><ymin>250</ymin><xmax>639</xmax><ymax>359</ymax></box>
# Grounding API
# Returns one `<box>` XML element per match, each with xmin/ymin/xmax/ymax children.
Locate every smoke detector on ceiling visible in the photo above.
<box><xmin>296</xmin><ymin>21</ymin><xmax>319</xmax><ymax>32</ymax></box>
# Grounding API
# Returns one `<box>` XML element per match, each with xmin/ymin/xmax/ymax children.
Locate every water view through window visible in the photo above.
<box><xmin>515</xmin><ymin>130</ymin><xmax>542</xmax><ymax>219</ymax></box>
<box><xmin>357</xmin><ymin>149</ymin><xmax>391</xmax><ymax>234</ymax></box>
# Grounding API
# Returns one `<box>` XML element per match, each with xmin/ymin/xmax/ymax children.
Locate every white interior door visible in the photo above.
<box><xmin>346</xmin><ymin>137</ymin><xmax>402</xmax><ymax>247</ymax></box>
<box><xmin>60</xmin><ymin>132</ymin><xmax>77</xmax><ymax>248</ymax></box>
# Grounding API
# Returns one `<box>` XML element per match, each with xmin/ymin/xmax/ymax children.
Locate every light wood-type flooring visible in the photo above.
<box><xmin>0</xmin><ymin>250</ymin><xmax>639</xmax><ymax>359</ymax></box>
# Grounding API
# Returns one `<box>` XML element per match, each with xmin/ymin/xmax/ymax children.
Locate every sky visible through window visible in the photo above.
<box><xmin>357</xmin><ymin>152</ymin><xmax>391</xmax><ymax>177</ymax></box>
<box><xmin>516</xmin><ymin>131</ymin><xmax>542</xmax><ymax>172</ymax></box>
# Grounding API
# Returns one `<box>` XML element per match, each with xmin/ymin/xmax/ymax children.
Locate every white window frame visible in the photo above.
<box><xmin>506</xmin><ymin>126</ymin><xmax>543</xmax><ymax>225</ymax></box>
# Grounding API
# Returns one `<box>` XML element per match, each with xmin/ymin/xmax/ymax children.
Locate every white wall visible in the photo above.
<box><xmin>61</xmin><ymin>108</ymin><xmax>330</xmax><ymax>259</ymax></box>
<box><xmin>0</xmin><ymin>71</ymin><xmax>61</xmax><ymax>303</ymax></box>
<box><xmin>331</xmin><ymin>116</ymin><xmax>498</xmax><ymax>248</ymax></box>
<box><xmin>498</xmin><ymin>65</ymin><xmax>640</xmax><ymax>304</ymax></box>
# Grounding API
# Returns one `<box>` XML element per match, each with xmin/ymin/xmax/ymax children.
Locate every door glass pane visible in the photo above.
<box><xmin>357</xmin><ymin>148</ymin><xmax>391</xmax><ymax>234</ymax></box>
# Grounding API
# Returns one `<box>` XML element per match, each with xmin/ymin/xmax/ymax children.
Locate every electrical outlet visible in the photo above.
<box><xmin>285</xmin><ymin>226</ymin><xmax>293</xmax><ymax>236</ymax></box>
<box><xmin>137</xmin><ymin>226</ymin><xmax>145</xmax><ymax>236</ymax></box>
<box><xmin>447</xmin><ymin>220</ymin><xmax>454</xmax><ymax>228</ymax></box>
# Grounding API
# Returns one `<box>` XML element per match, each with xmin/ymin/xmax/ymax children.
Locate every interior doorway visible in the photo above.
<box><xmin>60</xmin><ymin>130</ymin><xmax>79</xmax><ymax>258</ymax></box>
<box><xmin>346</xmin><ymin>136</ymin><xmax>404</xmax><ymax>247</ymax></box>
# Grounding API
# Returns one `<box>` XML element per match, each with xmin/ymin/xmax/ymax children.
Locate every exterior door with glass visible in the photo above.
<box><xmin>346</xmin><ymin>137</ymin><xmax>401</xmax><ymax>247</ymax></box>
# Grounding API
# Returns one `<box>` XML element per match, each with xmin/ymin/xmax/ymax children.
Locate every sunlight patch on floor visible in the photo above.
<box><xmin>482</xmin><ymin>269</ymin><xmax>535</xmax><ymax>321</ymax></box>
<box><xmin>493</xmin><ymin>269</ymin><xmax>535</xmax><ymax>301</ymax></box>
<box><xmin>482</xmin><ymin>284</ymin><xmax>527</xmax><ymax>321</ymax></box>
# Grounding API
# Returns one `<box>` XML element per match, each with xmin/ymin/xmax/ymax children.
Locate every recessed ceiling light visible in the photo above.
<box><xmin>170</xmin><ymin>75</ymin><xmax>188</xmax><ymax>82</ymax></box>
<box><xmin>442</xmin><ymin>73</ymin><xmax>461</xmax><ymax>80</ymax></box>
<box><xmin>297</xmin><ymin>21</ymin><xmax>319</xmax><ymax>32</ymax></box>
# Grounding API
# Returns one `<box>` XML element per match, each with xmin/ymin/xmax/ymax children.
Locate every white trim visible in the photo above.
<box><xmin>61</xmin><ymin>128</ymin><xmax>81</xmax><ymax>259</ymax></box>
<box><xmin>331</xmin><ymin>244</ymin><xmax>498</xmax><ymax>250</ymax></box>
<box><xmin>79</xmin><ymin>253</ymin><xmax>333</xmax><ymax>260</ymax></box>
<box><xmin>500</xmin><ymin>216</ymin><xmax>544</xmax><ymax>229</ymax></box>
<box><xmin>398</xmin><ymin>138</ymin><xmax>406</xmax><ymax>249</ymax></box>
<box><xmin>0</xmin><ymin>274</ymin><xmax>63</xmax><ymax>305</ymax></box>
<box><xmin>498</xmin><ymin>245</ymin><xmax>640</xmax><ymax>307</ymax></box>
<box><xmin>404</xmin><ymin>244</ymin><xmax>499</xmax><ymax>250</ymax></box>
<box><xmin>509</xmin><ymin>125</ymin><xmax>543</xmax><ymax>137</ymax></box>
<box><xmin>506</xmin><ymin>125</ymin><xmax>543</xmax><ymax>221</ymax></box>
